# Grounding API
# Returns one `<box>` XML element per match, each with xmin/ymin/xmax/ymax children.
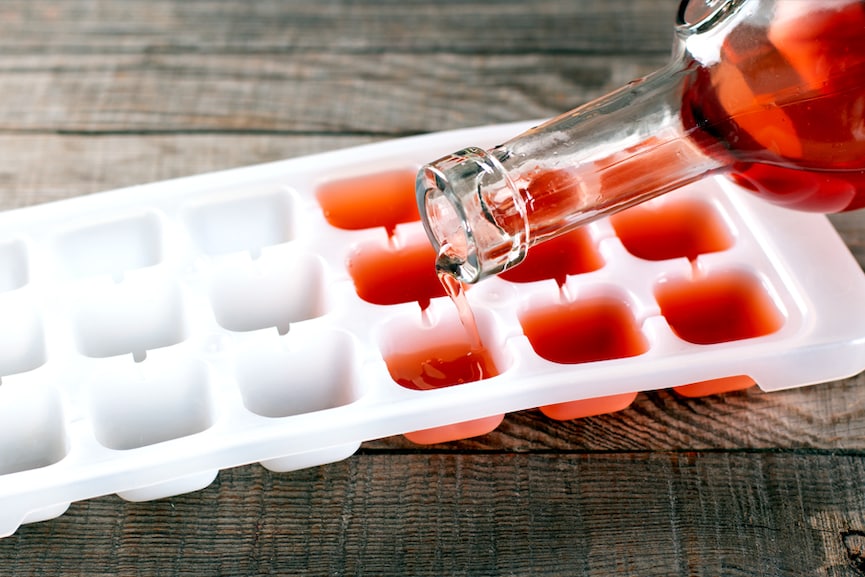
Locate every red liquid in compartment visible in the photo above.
<box><xmin>683</xmin><ymin>1</ymin><xmax>865</xmax><ymax>212</ymax></box>
<box><xmin>520</xmin><ymin>295</ymin><xmax>646</xmax><ymax>423</ymax></box>
<box><xmin>498</xmin><ymin>228</ymin><xmax>603</xmax><ymax>285</ymax></box>
<box><xmin>610</xmin><ymin>198</ymin><xmax>733</xmax><ymax>262</ymax></box>
<box><xmin>315</xmin><ymin>169</ymin><xmax>420</xmax><ymax>235</ymax></box>
<box><xmin>519</xmin><ymin>296</ymin><xmax>648</xmax><ymax>365</ymax></box>
<box><xmin>385</xmin><ymin>324</ymin><xmax>502</xmax><ymax>442</ymax></box>
<box><xmin>385</xmin><ymin>341</ymin><xmax>499</xmax><ymax>391</ymax></box>
<box><xmin>348</xmin><ymin>238</ymin><xmax>445</xmax><ymax>308</ymax></box>
<box><xmin>383</xmin><ymin>282</ymin><xmax>502</xmax><ymax>443</ymax></box>
<box><xmin>385</xmin><ymin>273</ymin><xmax>493</xmax><ymax>391</ymax></box>
<box><xmin>656</xmin><ymin>270</ymin><xmax>784</xmax><ymax>345</ymax></box>
<box><xmin>384</xmin><ymin>271</ymin><xmax>504</xmax><ymax>443</ymax></box>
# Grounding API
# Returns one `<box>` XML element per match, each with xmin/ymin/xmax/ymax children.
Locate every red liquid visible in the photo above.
<box><xmin>610</xmin><ymin>197</ymin><xmax>733</xmax><ymax>261</ymax></box>
<box><xmin>348</xmin><ymin>238</ymin><xmax>444</xmax><ymax>308</ymax></box>
<box><xmin>380</xmin><ymin>268</ymin><xmax>498</xmax><ymax>391</ymax></box>
<box><xmin>683</xmin><ymin>1</ymin><xmax>865</xmax><ymax>212</ymax></box>
<box><xmin>498</xmin><ymin>228</ymin><xmax>603</xmax><ymax>285</ymax></box>
<box><xmin>392</xmin><ymin>273</ymin><xmax>503</xmax><ymax>442</ymax></box>
<box><xmin>315</xmin><ymin>169</ymin><xmax>420</xmax><ymax>235</ymax></box>
<box><xmin>540</xmin><ymin>392</ymin><xmax>637</xmax><ymax>421</ymax></box>
<box><xmin>674</xmin><ymin>375</ymin><xmax>756</xmax><ymax>398</ymax></box>
<box><xmin>438</xmin><ymin>270</ymin><xmax>482</xmax><ymax>348</ymax></box>
<box><xmin>655</xmin><ymin>270</ymin><xmax>784</xmax><ymax>345</ymax></box>
<box><xmin>385</xmin><ymin>341</ymin><xmax>499</xmax><ymax>391</ymax></box>
<box><xmin>402</xmin><ymin>414</ymin><xmax>504</xmax><ymax>445</ymax></box>
<box><xmin>519</xmin><ymin>296</ymin><xmax>648</xmax><ymax>364</ymax></box>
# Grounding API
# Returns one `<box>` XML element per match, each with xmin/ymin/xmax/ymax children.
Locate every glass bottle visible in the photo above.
<box><xmin>416</xmin><ymin>0</ymin><xmax>865</xmax><ymax>283</ymax></box>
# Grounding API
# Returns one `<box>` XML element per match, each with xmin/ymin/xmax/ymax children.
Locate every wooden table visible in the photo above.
<box><xmin>2</xmin><ymin>1</ymin><xmax>865</xmax><ymax>575</ymax></box>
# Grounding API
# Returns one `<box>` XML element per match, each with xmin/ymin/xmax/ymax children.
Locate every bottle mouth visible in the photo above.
<box><xmin>677</xmin><ymin>0</ymin><xmax>749</xmax><ymax>34</ymax></box>
<box><xmin>417</xmin><ymin>162</ymin><xmax>481</xmax><ymax>283</ymax></box>
<box><xmin>416</xmin><ymin>147</ymin><xmax>528</xmax><ymax>284</ymax></box>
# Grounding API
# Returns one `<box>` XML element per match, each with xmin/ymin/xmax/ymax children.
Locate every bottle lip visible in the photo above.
<box><xmin>416</xmin><ymin>147</ymin><xmax>528</xmax><ymax>284</ymax></box>
<box><xmin>676</xmin><ymin>0</ymin><xmax>749</xmax><ymax>34</ymax></box>
<box><xmin>416</xmin><ymin>163</ymin><xmax>481</xmax><ymax>283</ymax></box>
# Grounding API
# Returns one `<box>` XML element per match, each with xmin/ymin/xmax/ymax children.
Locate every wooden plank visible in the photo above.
<box><xmin>2</xmin><ymin>452</ymin><xmax>865</xmax><ymax>576</ymax></box>
<box><xmin>0</xmin><ymin>53</ymin><xmax>666</xmax><ymax>134</ymax></box>
<box><xmin>0</xmin><ymin>0</ymin><xmax>674</xmax><ymax>135</ymax></box>
<box><xmin>0</xmin><ymin>134</ymin><xmax>378</xmax><ymax>208</ymax></box>
<box><xmin>831</xmin><ymin>212</ymin><xmax>865</xmax><ymax>270</ymax></box>
<box><xmin>0</xmin><ymin>0</ymin><xmax>675</xmax><ymax>56</ymax></box>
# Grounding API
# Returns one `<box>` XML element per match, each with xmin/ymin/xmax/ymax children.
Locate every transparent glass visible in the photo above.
<box><xmin>417</xmin><ymin>0</ymin><xmax>865</xmax><ymax>283</ymax></box>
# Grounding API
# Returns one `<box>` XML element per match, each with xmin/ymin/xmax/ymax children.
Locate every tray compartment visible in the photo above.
<box><xmin>346</xmin><ymin>225</ymin><xmax>444</xmax><ymax>308</ymax></box>
<box><xmin>0</xmin><ymin>239</ymin><xmax>29</xmax><ymax>293</ymax></box>
<box><xmin>0</xmin><ymin>382</ymin><xmax>67</xmax><ymax>476</ymax></box>
<box><xmin>88</xmin><ymin>357</ymin><xmax>215</xmax><ymax>451</ymax></box>
<box><xmin>315</xmin><ymin>168</ymin><xmax>420</xmax><ymax>235</ymax></box>
<box><xmin>0</xmin><ymin>292</ymin><xmax>46</xmax><ymax>377</ymax></box>
<box><xmin>71</xmin><ymin>278</ymin><xmax>188</xmax><ymax>361</ymax></box>
<box><xmin>52</xmin><ymin>211</ymin><xmax>164</xmax><ymax>282</ymax></box>
<box><xmin>498</xmin><ymin>227</ymin><xmax>604</xmax><ymax>285</ymax></box>
<box><xmin>182</xmin><ymin>187</ymin><xmax>296</xmax><ymax>259</ymax></box>
<box><xmin>235</xmin><ymin>328</ymin><xmax>362</xmax><ymax>418</ymax></box>
<box><xmin>207</xmin><ymin>247</ymin><xmax>329</xmax><ymax>335</ymax></box>
<box><xmin>610</xmin><ymin>196</ymin><xmax>735</xmax><ymax>262</ymax></box>
<box><xmin>378</xmin><ymin>306</ymin><xmax>510</xmax><ymax>392</ymax></box>
<box><xmin>518</xmin><ymin>286</ymin><xmax>649</xmax><ymax>365</ymax></box>
<box><xmin>654</xmin><ymin>267</ymin><xmax>785</xmax><ymax>345</ymax></box>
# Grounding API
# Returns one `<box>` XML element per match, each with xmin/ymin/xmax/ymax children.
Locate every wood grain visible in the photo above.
<box><xmin>366</xmin><ymin>375</ymin><xmax>865</xmax><ymax>452</ymax></box>
<box><xmin>4</xmin><ymin>453</ymin><xmax>865</xmax><ymax>576</ymax></box>
<box><xmin>2</xmin><ymin>0</ymin><xmax>865</xmax><ymax>575</ymax></box>
<box><xmin>0</xmin><ymin>134</ymin><xmax>378</xmax><ymax>208</ymax></box>
<box><xmin>0</xmin><ymin>1</ymin><xmax>674</xmax><ymax>55</ymax></box>
<box><xmin>0</xmin><ymin>53</ymin><xmax>664</xmax><ymax>135</ymax></box>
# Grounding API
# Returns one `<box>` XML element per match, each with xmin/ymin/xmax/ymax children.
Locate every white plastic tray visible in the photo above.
<box><xmin>1</xmin><ymin>121</ymin><xmax>864</xmax><ymax>537</ymax></box>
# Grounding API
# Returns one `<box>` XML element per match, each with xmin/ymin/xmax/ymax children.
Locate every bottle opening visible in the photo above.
<box><xmin>416</xmin><ymin>148</ymin><xmax>528</xmax><ymax>284</ymax></box>
<box><xmin>677</xmin><ymin>0</ymin><xmax>748</xmax><ymax>33</ymax></box>
<box><xmin>417</xmin><ymin>166</ymin><xmax>479</xmax><ymax>282</ymax></box>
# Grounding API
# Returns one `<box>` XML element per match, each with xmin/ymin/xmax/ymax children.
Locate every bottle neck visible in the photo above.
<box><xmin>417</xmin><ymin>58</ymin><xmax>727</xmax><ymax>283</ymax></box>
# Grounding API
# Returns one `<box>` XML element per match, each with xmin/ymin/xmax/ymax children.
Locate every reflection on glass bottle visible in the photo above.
<box><xmin>417</xmin><ymin>0</ymin><xmax>865</xmax><ymax>283</ymax></box>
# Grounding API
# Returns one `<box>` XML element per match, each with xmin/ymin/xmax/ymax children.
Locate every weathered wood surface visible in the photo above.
<box><xmin>2</xmin><ymin>1</ymin><xmax>865</xmax><ymax>575</ymax></box>
<box><xmin>6</xmin><ymin>452</ymin><xmax>865</xmax><ymax>577</ymax></box>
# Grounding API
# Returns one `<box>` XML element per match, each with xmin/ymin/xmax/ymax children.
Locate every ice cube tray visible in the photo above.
<box><xmin>1</xmin><ymin>120</ymin><xmax>865</xmax><ymax>537</ymax></box>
